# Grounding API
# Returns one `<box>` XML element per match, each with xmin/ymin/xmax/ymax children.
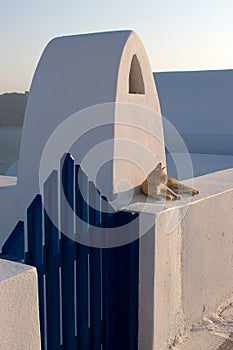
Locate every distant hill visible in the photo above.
<box><xmin>0</xmin><ymin>92</ymin><xmax>28</xmax><ymax>126</ymax></box>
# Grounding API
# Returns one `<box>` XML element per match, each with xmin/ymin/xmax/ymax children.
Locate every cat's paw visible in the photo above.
<box><xmin>168</xmin><ymin>194</ymin><xmax>181</xmax><ymax>200</ymax></box>
<box><xmin>175</xmin><ymin>194</ymin><xmax>182</xmax><ymax>200</ymax></box>
<box><xmin>166</xmin><ymin>195</ymin><xmax>174</xmax><ymax>200</ymax></box>
<box><xmin>192</xmin><ymin>189</ymin><xmax>199</xmax><ymax>196</ymax></box>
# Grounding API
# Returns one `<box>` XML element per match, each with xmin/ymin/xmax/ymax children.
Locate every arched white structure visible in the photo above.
<box><xmin>17</xmin><ymin>30</ymin><xmax>164</xmax><ymax>201</ymax></box>
<box><xmin>0</xmin><ymin>30</ymin><xmax>165</xmax><ymax>244</ymax></box>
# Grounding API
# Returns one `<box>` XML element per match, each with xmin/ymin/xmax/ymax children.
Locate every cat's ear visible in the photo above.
<box><xmin>155</xmin><ymin>163</ymin><xmax>166</xmax><ymax>172</ymax></box>
<box><xmin>155</xmin><ymin>162</ymin><xmax>162</xmax><ymax>170</ymax></box>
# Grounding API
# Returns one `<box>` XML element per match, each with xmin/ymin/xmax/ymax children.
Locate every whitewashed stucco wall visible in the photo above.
<box><xmin>0</xmin><ymin>259</ymin><xmax>41</xmax><ymax>350</ymax></box>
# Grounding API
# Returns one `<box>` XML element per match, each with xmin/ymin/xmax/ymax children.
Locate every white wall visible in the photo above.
<box><xmin>154</xmin><ymin>70</ymin><xmax>233</xmax><ymax>178</ymax></box>
<box><xmin>125</xmin><ymin>168</ymin><xmax>233</xmax><ymax>350</ymax></box>
<box><xmin>154</xmin><ymin>70</ymin><xmax>233</xmax><ymax>152</ymax></box>
<box><xmin>0</xmin><ymin>259</ymin><xmax>41</xmax><ymax>350</ymax></box>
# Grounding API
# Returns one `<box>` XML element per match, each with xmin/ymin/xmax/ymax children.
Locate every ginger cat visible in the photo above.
<box><xmin>141</xmin><ymin>162</ymin><xmax>199</xmax><ymax>200</ymax></box>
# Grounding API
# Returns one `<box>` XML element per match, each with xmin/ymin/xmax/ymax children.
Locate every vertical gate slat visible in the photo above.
<box><xmin>128</xmin><ymin>213</ymin><xmax>139</xmax><ymax>350</ymax></box>
<box><xmin>89</xmin><ymin>181</ymin><xmax>102</xmax><ymax>349</ymax></box>
<box><xmin>75</xmin><ymin>164</ymin><xmax>91</xmax><ymax>349</ymax></box>
<box><xmin>101</xmin><ymin>203</ymin><xmax>117</xmax><ymax>350</ymax></box>
<box><xmin>116</xmin><ymin>211</ymin><xmax>139</xmax><ymax>350</ymax></box>
<box><xmin>100</xmin><ymin>193</ymin><xmax>115</xmax><ymax>346</ymax></box>
<box><xmin>102</xmin><ymin>210</ymin><xmax>139</xmax><ymax>350</ymax></box>
<box><xmin>27</xmin><ymin>195</ymin><xmax>45</xmax><ymax>350</ymax></box>
<box><xmin>44</xmin><ymin>170</ymin><xmax>62</xmax><ymax>349</ymax></box>
<box><xmin>60</xmin><ymin>154</ymin><xmax>76</xmax><ymax>349</ymax></box>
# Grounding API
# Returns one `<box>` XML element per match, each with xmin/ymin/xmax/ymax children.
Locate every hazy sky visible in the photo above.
<box><xmin>0</xmin><ymin>0</ymin><xmax>232</xmax><ymax>93</ymax></box>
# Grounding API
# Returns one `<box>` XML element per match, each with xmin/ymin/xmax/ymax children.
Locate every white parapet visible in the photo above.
<box><xmin>0</xmin><ymin>259</ymin><xmax>41</xmax><ymax>350</ymax></box>
<box><xmin>125</xmin><ymin>168</ymin><xmax>233</xmax><ymax>350</ymax></box>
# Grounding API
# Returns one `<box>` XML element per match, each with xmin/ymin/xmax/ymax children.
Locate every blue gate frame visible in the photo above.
<box><xmin>1</xmin><ymin>153</ymin><xmax>139</xmax><ymax>350</ymax></box>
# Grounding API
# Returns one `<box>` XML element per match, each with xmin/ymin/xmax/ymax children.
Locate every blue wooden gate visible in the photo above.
<box><xmin>1</xmin><ymin>153</ymin><xmax>139</xmax><ymax>350</ymax></box>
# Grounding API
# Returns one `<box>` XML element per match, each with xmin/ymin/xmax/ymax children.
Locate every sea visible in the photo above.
<box><xmin>0</xmin><ymin>126</ymin><xmax>22</xmax><ymax>175</ymax></box>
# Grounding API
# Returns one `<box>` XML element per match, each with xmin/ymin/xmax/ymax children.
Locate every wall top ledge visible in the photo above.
<box><xmin>0</xmin><ymin>176</ymin><xmax>17</xmax><ymax>187</ymax></box>
<box><xmin>123</xmin><ymin>168</ymin><xmax>233</xmax><ymax>215</ymax></box>
<box><xmin>0</xmin><ymin>258</ymin><xmax>35</xmax><ymax>282</ymax></box>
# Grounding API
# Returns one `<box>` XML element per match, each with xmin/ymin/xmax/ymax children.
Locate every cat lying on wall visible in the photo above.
<box><xmin>141</xmin><ymin>162</ymin><xmax>199</xmax><ymax>200</ymax></box>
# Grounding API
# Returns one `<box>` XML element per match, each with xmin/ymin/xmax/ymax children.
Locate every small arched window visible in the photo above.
<box><xmin>129</xmin><ymin>55</ymin><xmax>145</xmax><ymax>94</ymax></box>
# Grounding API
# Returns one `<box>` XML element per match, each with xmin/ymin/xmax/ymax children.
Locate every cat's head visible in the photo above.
<box><xmin>147</xmin><ymin>162</ymin><xmax>167</xmax><ymax>185</ymax></box>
